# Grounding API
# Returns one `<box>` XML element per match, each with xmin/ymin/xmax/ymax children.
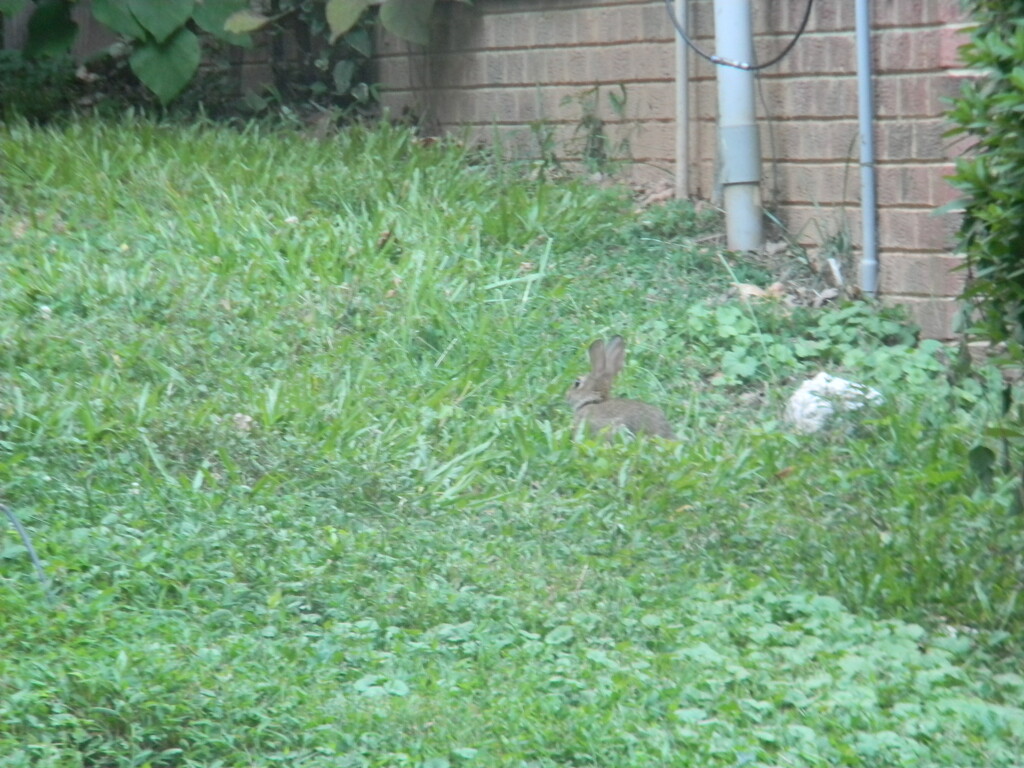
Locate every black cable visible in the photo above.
<box><xmin>3</xmin><ymin>503</ymin><xmax>56</xmax><ymax>606</ymax></box>
<box><xmin>664</xmin><ymin>0</ymin><xmax>815</xmax><ymax>72</ymax></box>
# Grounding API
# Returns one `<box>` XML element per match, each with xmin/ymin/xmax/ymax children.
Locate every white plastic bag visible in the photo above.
<box><xmin>784</xmin><ymin>372</ymin><xmax>883</xmax><ymax>433</ymax></box>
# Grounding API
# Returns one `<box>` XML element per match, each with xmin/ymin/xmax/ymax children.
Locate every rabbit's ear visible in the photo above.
<box><xmin>587</xmin><ymin>339</ymin><xmax>606</xmax><ymax>372</ymax></box>
<box><xmin>604</xmin><ymin>336</ymin><xmax>626</xmax><ymax>376</ymax></box>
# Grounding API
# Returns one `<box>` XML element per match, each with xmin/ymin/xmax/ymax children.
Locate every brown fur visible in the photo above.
<box><xmin>566</xmin><ymin>336</ymin><xmax>676</xmax><ymax>440</ymax></box>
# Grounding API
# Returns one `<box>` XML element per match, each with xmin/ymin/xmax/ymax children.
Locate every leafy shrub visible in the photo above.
<box><xmin>0</xmin><ymin>0</ymin><xmax>453</xmax><ymax>112</ymax></box>
<box><xmin>946</xmin><ymin>0</ymin><xmax>1024</xmax><ymax>512</ymax></box>
<box><xmin>947</xmin><ymin>0</ymin><xmax>1024</xmax><ymax>352</ymax></box>
<box><xmin>0</xmin><ymin>50</ymin><xmax>78</xmax><ymax>122</ymax></box>
<box><xmin>682</xmin><ymin>299</ymin><xmax>939</xmax><ymax>388</ymax></box>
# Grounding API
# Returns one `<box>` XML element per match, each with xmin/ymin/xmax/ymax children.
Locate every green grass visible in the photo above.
<box><xmin>1</xmin><ymin>117</ymin><xmax>1023</xmax><ymax>767</ymax></box>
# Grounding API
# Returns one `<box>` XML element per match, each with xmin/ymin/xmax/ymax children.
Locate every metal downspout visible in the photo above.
<box><xmin>856</xmin><ymin>0</ymin><xmax>879</xmax><ymax>296</ymax></box>
<box><xmin>713</xmin><ymin>0</ymin><xmax>763</xmax><ymax>252</ymax></box>
<box><xmin>674</xmin><ymin>0</ymin><xmax>689</xmax><ymax>199</ymax></box>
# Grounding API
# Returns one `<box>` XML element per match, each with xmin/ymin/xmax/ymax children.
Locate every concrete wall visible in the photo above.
<box><xmin>376</xmin><ymin>0</ymin><xmax>971</xmax><ymax>338</ymax></box>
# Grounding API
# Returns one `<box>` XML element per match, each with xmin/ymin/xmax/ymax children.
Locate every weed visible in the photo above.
<box><xmin>561</xmin><ymin>84</ymin><xmax>631</xmax><ymax>174</ymax></box>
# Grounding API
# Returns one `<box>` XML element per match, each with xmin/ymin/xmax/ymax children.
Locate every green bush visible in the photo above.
<box><xmin>0</xmin><ymin>50</ymin><xmax>78</xmax><ymax>122</ymax></box>
<box><xmin>947</xmin><ymin>0</ymin><xmax>1024</xmax><ymax>352</ymax></box>
<box><xmin>946</xmin><ymin>0</ymin><xmax>1024</xmax><ymax>514</ymax></box>
<box><xmin>0</xmin><ymin>0</ymin><xmax>447</xmax><ymax>113</ymax></box>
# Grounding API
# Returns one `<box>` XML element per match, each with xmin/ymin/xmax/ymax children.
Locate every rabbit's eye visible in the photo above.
<box><xmin>572</xmin><ymin>378</ymin><xmax>582</xmax><ymax>389</ymax></box>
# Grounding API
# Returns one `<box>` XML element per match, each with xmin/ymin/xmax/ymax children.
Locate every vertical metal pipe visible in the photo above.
<box><xmin>856</xmin><ymin>0</ymin><xmax>879</xmax><ymax>296</ymax></box>
<box><xmin>674</xmin><ymin>0</ymin><xmax>689</xmax><ymax>199</ymax></box>
<box><xmin>713</xmin><ymin>0</ymin><xmax>763</xmax><ymax>251</ymax></box>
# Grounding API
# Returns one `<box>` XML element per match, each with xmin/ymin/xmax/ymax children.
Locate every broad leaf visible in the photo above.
<box><xmin>24</xmin><ymin>0</ymin><xmax>78</xmax><ymax>58</ymax></box>
<box><xmin>326</xmin><ymin>0</ymin><xmax>370</xmax><ymax>44</ymax></box>
<box><xmin>128</xmin><ymin>0</ymin><xmax>194</xmax><ymax>44</ymax></box>
<box><xmin>0</xmin><ymin>0</ymin><xmax>29</xmax><ymax>16</ymax></box>
<box><xmin>332</xmin><ymin>59</ymin><xmax>355</xmax><ymax>94</ymax></box>
<box><xmin>379</xmin><ymin>0</ymin><xmax>434</xmax><ymax>46</ymax></box>
<box><xmin>92</xmin><ymin>0</ymin><xmax>146</xmax><ymax>39</ymax></box>
<box><xmin>344</xmin><ymin>27</ymin><xmax>372</xmax><ymax>58</ymax></box>
<box><xmin>193</xmin><ymin>0</ymin><xmax>252</xmax><ymax>47</ymax></box>
<box><xmin>543</xmin><ymin>625</ymin><xmax>574</xmax><ymax>645</ymax></box>
<box><xmin>224</xmin><ymin>8</ymin><xmax>272</xmax><ymax>34</ymax></box>
<box><xmin>350</xmin><ymin>81</ymin><xmax>370</xmax><ymax>102</ymax></box>
<box><xmin>129</xmin><ymin>27</ymin><xmax>201</xmax><ymax>104</ymax></box>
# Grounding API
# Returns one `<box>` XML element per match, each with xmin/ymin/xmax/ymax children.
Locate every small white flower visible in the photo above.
<box><xmin>232</xmin><ymin>413</ymin><xmax>255</xmax><ymax>432</ymax></box>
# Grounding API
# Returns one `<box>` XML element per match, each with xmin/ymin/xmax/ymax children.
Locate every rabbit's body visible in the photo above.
<box><xmin>567</xmin><ymin>336</ymin><xmax>676</xmax><ymax>440</ymax></box>
<box><xmin>573</xmin><ymin>398</ymin><xmax>676</xmax><ymax>439</ymax></box>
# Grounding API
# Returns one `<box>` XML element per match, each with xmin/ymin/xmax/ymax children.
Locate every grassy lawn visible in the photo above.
<box><xmin>1</xmin><ymin>118</ymin><xmax>1023</xmax><ymax>767</ymax></box>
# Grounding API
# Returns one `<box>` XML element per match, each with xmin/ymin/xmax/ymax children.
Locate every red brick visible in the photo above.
<box><xmin>884</xmin><ymin>296</ymin><xmax>962</xmax><ymax>339</ymax></box>
<box><xmin>875</xmin><ymin>120</ymin><xmax>914</xmax><ymax>161</ymax></box>
<box><xmin>590</xmin><ymin>44</ymin><xmax>631</xmax><ymax>81</ymax></box>
<box><xmin>831</xmin><ymin>121</ymin><xmax>861</xmax><ymax>158</ymax></box>
<box><xmin>554</xmin><ymin>10</ymin><xmax>580</xmax><ymax>43</ymax></box>
<box><xmin>483</xmin><ymin>51</ymin><xmax>505</xmax><ymax>83</ymax></box>
<box><xmin>875</xmin><ymin>0</ymin><xmax>931</xmax><ymax>28</ymax></box>
<box><xmin>823</xmin><ymin>34</ymin><xmax>857</xmax><ymax>74</ymax></box>
<box><xmin>938</xmin><ymin>25</ymin><xmax>971</xmax><ymax>69</ymax></box>
<box><xmin>878</xmin><ymin>31</ymin><xmax>916</xmax><ymax>73</ymax></box>
<box><xmin>640</xmin><ymin>3</ymin><xmax>673</xmax><ymax>41</ymax></box>
<box><xmin>615</xmin><ymin>6</ymin><xmax>645</xmax><ymax>42</ymax></box>
<box><xmin>910</xmin><ymin>119</ymin><xmax>949</xmax><ymax>160</ymax></box>
<box><xmin>504</xmin><ymin>51</ymin><xmax>526</xmax><ymax>84</ymax></box>
<box><xmin>688</xmin><ymin>0</ymin><xmax>714</xmax><ymax>38</ymax></box>
<box><xmin>587</xmin><ymin>8</ymin><xmax>617</xmax><ymax>43</ymax></box>
<box><xmin>573</xmin><ymin>8</ymin><xmax>600</xmax><ymax>42</ymax></box>
<box><xmin>481</xmin><ymin>16</ymin><xmax>526</xmax><ymax>49</ymax></box>
<box><xmin>876</xmin><ymin>207</ymin><xmax>921</xmax><ymax>250</ymax></box>
<box><xmin>514</xmin><ymin>89</ymin><xmax>540</xmax><ymax>122</ymax></box>
<box><xmin>914</xmin><ymin>28</ymin><xmax>945</xmax><ymax>70</ymax></box>
<box><xmin>879</xmin><ymin>253</ymin><xmax>965</xmax><ymax>296</ymax></box>
<box><xmin>634</xmin><ymin>120</ymin><xmax>676</xmax><ymax>160</ymax></box>
<box><xmin>532</xmin><ymin>13</ymin><xmax>559</xmax><ymax>47</ymax></box>
<box><xmin>565</xmin><ymin>48</ymin><xmax>590</xmax><ymax>83</ymax></box>
<box><xmin>777</xmin><ymin>204</ymin><xmax>862</xmax><ymax>248</ymax></box>
<box><xmin>773</xmin><ymin>162</ymin><xmax>851</xmax><ymax>206</ymax></box>
<box><xmin>896</xmin><ymin>75</ymin><xmax>937</xmax><ymax>117</ymax></box>
<box><xmin>631</xmin><ymin>42</ymin><xmax>675</xmax><ymax>80</ymax></box>
<box><xmin>938</xmin><ymin>0</ymin><xmax>969</xmax><ymax>25</ymax></box>
<box><xmin>931</xmin><ymin>164</ymin><xmax>963</xmax><ymax>207</ymax></box>
<box><xmin>810</xmin><ymin>1</ymin><xmax>855</xmax><ymax>33</ymax></box>
<box><xmin>543</xmin><ymin>49</ymin><xmax>567</xmax><ymax>82</ymax></box>
<box><xmin>879</xmin><ymin>206</ymin><xmax>958</xmax><ymax>251</ymax></box>
<box><xmin>877</xmin><ymin>165</ymin><xmax>945</xmax><ymax>207</ymax></box>
<box><xmin>785</xmin><ymin>34</ymin><xmax>855</xmax><ymax>76</ymax></box>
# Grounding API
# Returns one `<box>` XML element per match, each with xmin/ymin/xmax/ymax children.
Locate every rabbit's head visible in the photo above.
<box><xmin>565</xmin><ymin>335</ymin><xmax>625</xmax><ymax>410</ymax></box>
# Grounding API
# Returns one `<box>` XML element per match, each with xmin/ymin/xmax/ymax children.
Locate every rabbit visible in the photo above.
<box><xmin>566</xmin><ymin>335</ymin><xmax>677</xmax><ymax>440</ymax></box>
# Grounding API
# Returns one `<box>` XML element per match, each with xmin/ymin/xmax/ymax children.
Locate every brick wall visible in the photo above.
<box><xmin>377</xmin><ymin>0</ymin><xmax>677</xmax><ymax>180</ymax></box>
<box><xmin>376</xmin><ymin>0</ymin><xmax>971</xmax><ymax>338</ymax></box>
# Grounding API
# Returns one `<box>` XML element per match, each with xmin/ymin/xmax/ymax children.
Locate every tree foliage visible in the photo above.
<box><xmin>0</xmin><ymin>0</ymin><xmax>454</xmax><ymax>106</ymax></box>
<box><xmin>946</xmin><ymin>0</ymin><xmax>1024</xmax><ymax>511</ymax></box>
<box><xmin>946</xmin><ymin>0</ymin><xmax>1024</xmax><ymax>353</ymax></box>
